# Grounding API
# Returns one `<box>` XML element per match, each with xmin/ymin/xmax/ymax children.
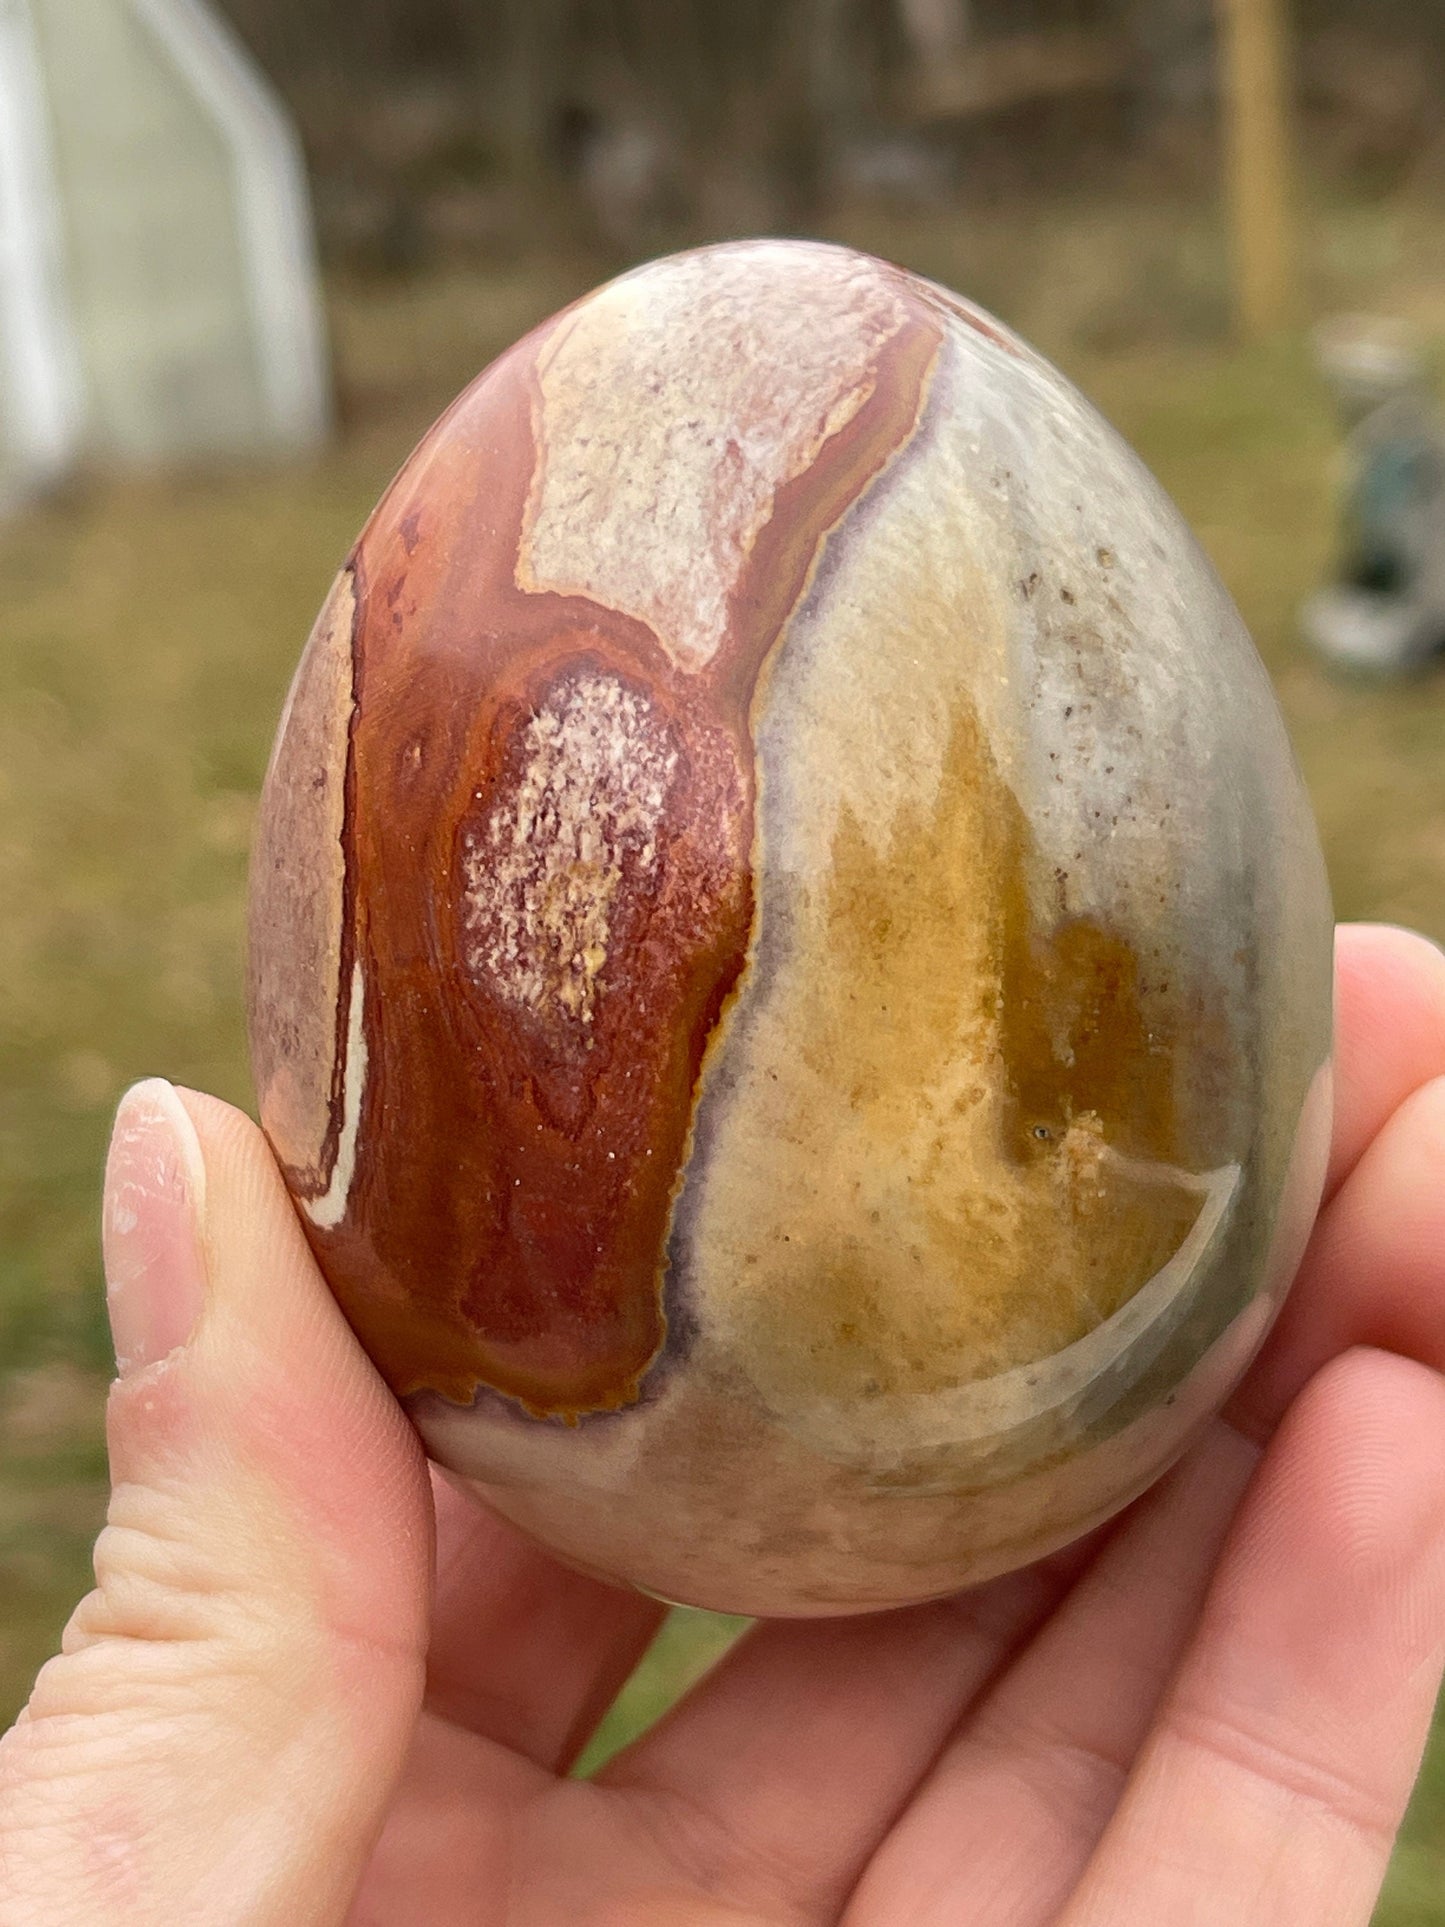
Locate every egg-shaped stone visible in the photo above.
<box><xmin>248</xmin><ymin>240</ymin><xmax>1332</xmax><ymax>1616</ymax></box>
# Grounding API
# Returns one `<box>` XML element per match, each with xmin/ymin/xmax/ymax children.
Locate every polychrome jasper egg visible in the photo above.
<box><xmin>248</xmin><ymin>240</ymin><xmax>1333</xmax><ymax>1615</ymax></box>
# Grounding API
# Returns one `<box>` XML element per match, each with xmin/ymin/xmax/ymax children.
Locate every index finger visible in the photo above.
<box><xmin>1229</xmin><ymin>921</ymin><xmax>1445</xmax><ymax>1443</ymax></box>
<box><xmin>1323</xmin><ymin>923</ymin><xmax>1445</xmax><ymax>1199</ymax></box>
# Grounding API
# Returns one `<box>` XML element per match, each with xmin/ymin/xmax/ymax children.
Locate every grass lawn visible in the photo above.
<box><xmin>1</xmin><ymin>193</ymin><xmax>1441</xmax><ymax>1914</ymax></box>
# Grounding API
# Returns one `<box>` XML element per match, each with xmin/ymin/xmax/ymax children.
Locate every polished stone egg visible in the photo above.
<box><xmin>248</xmin><ymin>240</ymin><xmax>1333</xmax><ymax>1616</ymax></box>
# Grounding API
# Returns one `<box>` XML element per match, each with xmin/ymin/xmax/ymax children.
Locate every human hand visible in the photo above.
<box><xmin>2</xmin><ymin>922</ymin><xmax>1442</xmax><ymax>1926</ymax></box>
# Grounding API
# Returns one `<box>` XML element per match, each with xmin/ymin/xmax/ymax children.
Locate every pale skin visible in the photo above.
<box><xmin>1</xmin><ymin>923</ymin><xmax>1443</xmax><ymax>1926</ymax></box>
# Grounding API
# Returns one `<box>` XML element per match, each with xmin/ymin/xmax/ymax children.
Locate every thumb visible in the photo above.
<box><xmin>0</xmin><ymin>1081</ymin><xmax>432</xmax><ymax>1926</ymax></box>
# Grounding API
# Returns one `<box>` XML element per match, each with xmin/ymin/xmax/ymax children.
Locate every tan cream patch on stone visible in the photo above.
<box><xmin>462</xmin><ymin>672</ymin><xmax>678</xmax><ymax>1026</ymax></box>
<box><xmin>431</xmin><ymin>1282</ymin><xmax>1271</xmax><ymax>1615</ymax></box>
<box><xmin>516</xmin><ymin>243</ymin><xmax>908</xmax><ymax>670</ymax></box>
<box><xmin>248</xmin><ymin>568</ymin><xmax>355</xmax><ymax>1190</ymax></box>
<box><xmin>664</xmin><ymin>324</ymin><xmax>1244</xmax><ymax>1460</ymax></box>
<box><xmin>687</xmin><ymin>695</ymin><xmax>1210</xmax><ymax>1452</ymax></box>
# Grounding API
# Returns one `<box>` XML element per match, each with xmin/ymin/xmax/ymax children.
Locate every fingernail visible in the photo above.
<box><xmin>103</xmin><ymin>1079</ymin><xmax>208</xmax><ymax>1376</ymax></box>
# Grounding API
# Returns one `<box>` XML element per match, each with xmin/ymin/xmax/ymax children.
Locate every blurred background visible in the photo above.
<box><xmin>1</xmin><ymin>0</ymin><xmax>1443</xmax><ymax>1914</ymax></box>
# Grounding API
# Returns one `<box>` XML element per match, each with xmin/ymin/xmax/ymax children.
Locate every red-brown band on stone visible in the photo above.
<box><xmin>251</xmin><ymin>279</ymin><xmax>942</xmax><ymax>1419</ymax></box>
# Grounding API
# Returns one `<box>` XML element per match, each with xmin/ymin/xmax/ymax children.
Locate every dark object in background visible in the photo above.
<box><xmin>1302</xmin><ymin>318</ymin><xmax>1445</xmax><ymax>675</ymax></box>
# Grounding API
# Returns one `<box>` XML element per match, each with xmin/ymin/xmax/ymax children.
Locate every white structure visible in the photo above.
<box><xmin>0</xmin><ymin>0</ymin><xmax>329</xmax><ymax>505</ymax></box>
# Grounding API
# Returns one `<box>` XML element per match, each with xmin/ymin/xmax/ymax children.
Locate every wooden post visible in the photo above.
<box><xmin>1217</xmin><ymin>0</ymin><xmax>1299</xmax><ymax>338</ymax></box>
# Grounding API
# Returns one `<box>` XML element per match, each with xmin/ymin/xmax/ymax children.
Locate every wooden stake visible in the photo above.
<box><xmin>1217</xmin><ymin>0</ymin><xmax>1299</xmax><ymax>338</ymax></box>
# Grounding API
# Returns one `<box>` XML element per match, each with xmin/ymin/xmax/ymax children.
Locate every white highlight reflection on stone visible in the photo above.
<box><xmin>304</xmin><ymin>959</ymin><xmax>365</xmax><ymax>1230</ymax></box>
<box><xmin>769</xmin><ymin>1157</ymin><xmax>1241</xmax><ymax>1462</ymax></box>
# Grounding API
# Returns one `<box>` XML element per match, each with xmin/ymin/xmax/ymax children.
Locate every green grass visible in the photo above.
<box><xmin>574</xmin><ymin>1611</ymin><xmax>751</xmax><ymax>1778</ymax></box>
<box><xmin>1</xmin><ymin>197</ymin><xmax>1442</xmax><ymax>1912</ymax></box>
